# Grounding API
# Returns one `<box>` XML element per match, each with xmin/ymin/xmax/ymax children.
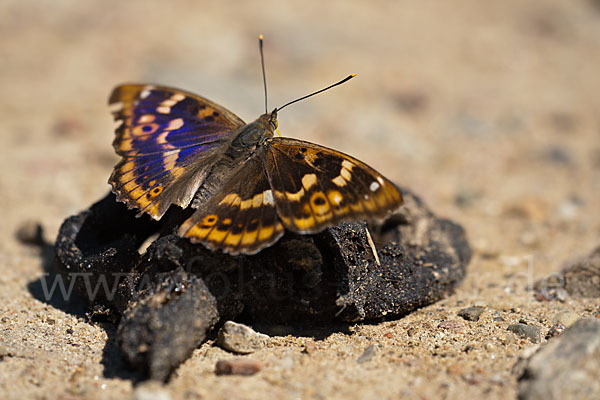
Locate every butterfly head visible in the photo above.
<box><xmin>252</xmin><ymin>109</ymin><xmax>279</xmax><ymax>139</ymax></box>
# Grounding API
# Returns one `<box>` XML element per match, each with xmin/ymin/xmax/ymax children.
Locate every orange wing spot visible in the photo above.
<box><xmin>219</xmin><ymin>193</ymin><xmax>241</xmax><ymax>206</ymax></box>
<box><xmin>163</xmin><ymin>150</ymin><xmax>180</xmax><ymax>171</ymax></box>
<box><xmin>116</xmin><ymin>139</ymin><xmax>134</xmax><ymax>152</ymax></box>
<box><xmin>302</xmin><ymin>203</ymin><xmax>312</xmax><ymax>216</ymax></box>
<box><xmin>207</xmin><ymin>228</ymin><xmax>228</xmax><ymax>243</ymax></box>
<box><xmin>148</xmin><ymin>180</ymin><xmax>157</xmax><ymax>187</ymax></box>
<box><xmin>171</xmin><ymin>166</ymin><xmax>185</xmax><ymax>179</ymax></box>
<box><xmin>292</xmin><ymin>215</ymin><xmax>317</xmax><ymax>231</ymax></box>
<box><xmin>327</xmin><ymin>190</ymin><xmax>343</xmax><ymax>206</ymax></box>
<box><xmin>120</xmin><ymin>161</ymin><xmax>136</xmax><ymax>173</ymax></box>
<box><xmin>223</xmin><ymin>232</ymin><xmax>242</xmax><ymax>246</ymax></box>
<box><xmin>121</xmin><ymin>181</ymin><xmax>149</xmax><ymax>204</ymax></box>
<box><xmin>301</xmin><ymin>173</ymin><xmax>318</xmax><ymax>190</ymax></box>
<box><xmin>149</xmin><ymin>186</ymin><xmax>163</xmax><ymax>197</ymax></box>
<box><xmin>258</xmin><ymin>225</ymin><xmax>275</xmax><ymax>241</ymax></box>
<box><xmin>240</xmin><ymin>198</ymin><xmax>253</xmax><ymax>210</ymax></box>
<box><xmin>197</xmin><ymin>107</ymin><xmax>215</xmax><ymax>119</ymax></box>
<box><xmin>185</xmin><ymin>224</ymin><xmax>212</xmax><ymax>240</ymax></box>
<box><xmin>349</xmin><ymin>200</ymin><xmax>366</xmax><ymax>213</ymax></box>
<box><xmin>252</xmin><ymin>193</ymin><xmax>263</xmax><ymax>208</ymax></box>
<box><xmin>133</xmin><ymin>123</ymin><xmax>159</xmax><ymax>137</ymax></box>
<box><xmin>310</xmin><ymin>192</ymin><xmax>330</xmax><ymax>215</ymax></box>
<box><xmin>144</xmin><ymin>203</ymin><xmax>160</xmax><ymax>216</ymax></box>
<box><xmin>156</xmin><ymin>131</ymin><xmax>171</xmax><ymax>145</ymax></box>
<box><xmin>273</xmin><ymin>190</ymin><xmax>286</xmax><ymax>200</ymax></box>
<box><xmin>285</xmin><ymin>188</ymin><xmax>305</xmax><ymax>202</ymax></box>
<box><xmin>241</xmin><ymin>229</ymin><xmax>258</xmax><ymax>245</ymax></box>
<box><xmin>361</xmin><ymin>195</ymin><xmax>378</xmax><ymax>212</ymax></box>
<box><xmin>202</xmin><ymin>215</ymin><xmax>218</xmax><ymax>226</ymax></box>
<box><xmin>222</xmin><ymin>218</ymin><xmax>232</xmax><ymax>225</ymax></box>
<box><xmin>279</xmin><ymin>215</ymin><xmax>292</xmax><ymax>226</ymax></box>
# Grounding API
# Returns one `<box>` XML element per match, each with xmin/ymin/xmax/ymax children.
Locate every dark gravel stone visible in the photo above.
<box><xmin>458</xmin><ymin>306</ymin><xmax>485</xmax><ymax>321</ymax></box>
<box><xmin>508</xmin><ymin>323</ymin><xmax>541</xmax><ymax>343</ymax></box>
<box><xmin>215</xmin><ymin>359</ymin><xmax>262</xmax><ymax>376</ymax></box>
<box><xmin>535</xmin><ymin>246</ymin><xmax>600</xmax><ymax>299</ymax></box>
<box><xmin>518</xmin><ymin>318</ymin><xmax>600</xmax><ymax>400</ymax></box>
<box><xmin>117</xmin><ymin>272</ymin><xmax>219</xmax><ymax>381</ymax></box>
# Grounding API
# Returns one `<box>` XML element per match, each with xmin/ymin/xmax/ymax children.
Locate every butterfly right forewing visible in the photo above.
<box><xmin>264</xmin><ymin>137</ymin><xmax>403</xmax><ymax>234</ymax></box>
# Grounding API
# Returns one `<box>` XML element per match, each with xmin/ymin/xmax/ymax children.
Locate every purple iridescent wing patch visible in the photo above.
<box><xmin>108</xmin><ymin>84</ymin><xmax>245</xmax><ymax>219</ymax></box>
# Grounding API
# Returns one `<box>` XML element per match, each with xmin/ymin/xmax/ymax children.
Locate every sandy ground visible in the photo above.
<box><xmin>2</xmin><ymin>0</ymin><xmax>600</xmax><ymax>399</ymax></box>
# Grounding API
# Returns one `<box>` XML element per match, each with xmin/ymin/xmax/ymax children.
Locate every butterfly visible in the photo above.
<box><xmin>108</xmin><ymin>42</ymin><xmax>403</xmax><ymax>255</ymax></box>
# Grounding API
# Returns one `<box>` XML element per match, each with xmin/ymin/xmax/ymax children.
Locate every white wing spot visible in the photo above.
<box><xmin>140</xmin><ymin>86</ymin><xmax>154</xmax><ymax>99</ymax></box>
<box><xmin>263</xmin><ymin>190</ymin><xmax>274</xmax><ymax>206</ymax></box>
<box><xmin>377</xmin><ymin>176</ymin><xmax>384</xmax><ymax>185</ymax></box>
<box><xmin>108</xmin><ymin>102</ymin><xmax>123</xmax><ymax>112</ymax></box>
<box><xmin>369</xmin><ymin>181</ymin><xmax>380</xmax><ymax>192</ymax></box>
<box><xmin>342</xmin><ymin>160</ymin><xmax>354</xmax><ymax>171</ymax></box>
<box><xmin>166</xmin><ymin>118</ymin><xmax>184</xmax><ymax>130</ymax></box>
<box><xmin>332</xmin><ymin>176</ymin><xmax>347</xmax><ymax>187</ymax></box>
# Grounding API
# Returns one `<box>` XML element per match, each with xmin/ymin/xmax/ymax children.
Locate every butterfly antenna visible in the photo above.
<box><xmin>276</xmin><ymin>74</ymin><xmax>356</xmax><ymax>112</ymax></box>
<box><xmin>259</xmin><ymin>34</ymin><xmax>268</xmax><ymax>114</ymax></box>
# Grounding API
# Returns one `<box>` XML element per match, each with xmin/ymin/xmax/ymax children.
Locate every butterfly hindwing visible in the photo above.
<box><xmin>108</xmin><ymin>84</ymin><xmax>245</xmax><ymax>219</ymax></box>
<box><xmin>264</xmin><ymin>137</ymin><xmax>403</xmax><ymax>233</ymax></box>
<box><xmin>178</xmin><ymin>158</ymin><xmax>285</xmax><ymax>255</ymax></box>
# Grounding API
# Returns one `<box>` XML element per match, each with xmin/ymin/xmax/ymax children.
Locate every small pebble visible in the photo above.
<box><xmin>552</xmin><ymin>311</ymin><xmax>579</xmax><ymax>327</ymax></box>
<box><xmin>458</xmin><ymin>306</ymin><xmax>485</xmax><ymax>322</ymax></box>
<box><xmin>447</xmin><ymin>362</ymin><xmax>463</xmax><ymax>375</ymax></box>
<box><xmin>303</xmin><ymin>342</ymin><xmax>317</xmax><ymax>355</ymax></box>
<box><xmin>437</xmin><ymin>320</ymin><xmax>465</xmax><ymax>331</ymax></box>
<box><xmin>215</xmin><ymin>359</ymin><xmax>262</xmax><ymax>376</ymax></box>
<box><xmin>216</xmin><ymin>321</ymin><xmax>269</xmax><ymax>354</ymax></box>
<box><xmin>546</xmin><ymin>323</ymin><xmax>566</xmax><ymax>339</ymax></box>
<box><xmin>357</xmin><ymin>344</ymin><xmax>377</xmax><ymax>364</ymax></box>
<box><xmin>133</xmin><ymin>381</ymin><xmax>171</xmax><ymax>400</ymax></box>
<box><xmin>554</xmin><ymin>288</ymin><xmax>569</xmax><ymax>302</ymax></box>
<box><xmin>508</xmin><ymin>323</ymin><xmax>541</xmax><ymax>343</ymax></box>
<box><xmin>0</xmin><ymin>344</ymin><xmax>10</xmax><ymax>359</ymax></box>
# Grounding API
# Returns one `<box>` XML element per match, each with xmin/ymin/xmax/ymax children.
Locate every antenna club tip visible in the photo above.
<box><xmin>259</xmin><ymin>34</ymin><xmax>264</xmax><ymax>40</ymax></box>
<box><xmin>350</xmin><ymin>73</ymin><xmax>357</xmax><ymax>77</ymax></box>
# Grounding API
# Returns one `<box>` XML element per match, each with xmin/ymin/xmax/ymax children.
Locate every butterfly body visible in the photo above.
<box><xmin>108</xmin><ymin>84</ymin><xmax>403</xmax><ymax>255</ymax></box>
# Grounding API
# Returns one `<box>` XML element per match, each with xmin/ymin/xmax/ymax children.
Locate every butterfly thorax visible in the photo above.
<box><xmin>227</xmin><ymin>111</ymin><xmax>278</xmax><ymax>157</ymax></box>
<box><xmin>192</xmin><ymin>111</ymin><xmax>278</xmax><ymax>207</ymax></box>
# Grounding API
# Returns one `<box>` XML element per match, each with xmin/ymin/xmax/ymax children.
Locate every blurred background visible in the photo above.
<box><xmin>1</xmin><ymin>0</ymin><xmax>600</xmax><ymax>396</ymax></box>
<box><xmin>3</xmin><ymin>0</ymin><xmax>600</xmax><ymax>249</ymax></box>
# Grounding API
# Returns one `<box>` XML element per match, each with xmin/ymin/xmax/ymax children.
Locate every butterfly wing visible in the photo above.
<box><xmin>178</xmin><ymin>158</ymin><xmax>285</xmax><ymax>255</ymax></box>
<box><xmin>108</xmin><ymin>84</ymin><xmax>245</xmax><ymax>219</ymax></box>
<box><xmin>264</xmin><ymin>137</ymin><xmax>403</xmax><ymax>233</ymax></box>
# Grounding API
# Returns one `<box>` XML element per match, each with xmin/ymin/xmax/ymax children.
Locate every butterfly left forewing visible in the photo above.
<box><xmin>178</xmin><ymin>158</ymin><xmax>285</xmax><ymax>255</ymax></box>
<box><xmin>264</xmin><ymin>137</ymin><xmax>403</xmax><ymax>233</ymax></box>
<box><xmin>108</xmin><ymin>84</ymin><xmax>245</xmax><ymax>220</ymax></box>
